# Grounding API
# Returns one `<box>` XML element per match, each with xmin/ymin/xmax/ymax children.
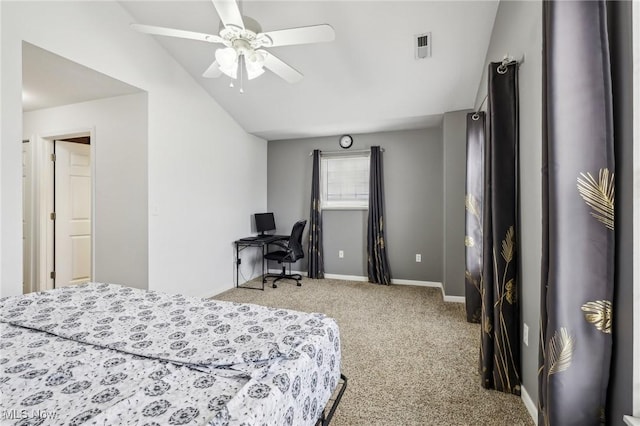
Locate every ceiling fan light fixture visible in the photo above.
<box><xmin>247</xmin><ymin>49</ymin><xmax>266</xmax><ymax>66</ymax></box>
<box><xmin>215</xmin><ymin>46</ymin><xmax>237</xmax><ymax>67</ymax></box>
<box><xmin>215</xmin><ymin>47</ymin><xmax>239</xmax><ymax>78</ymax></box>
<box><xmin>246</xmin><ymin>65</ymin><xmax>265</xmax><ymax>80</ymax></box>
<box><xmin>245</xmin><ymin>49</ymin><xmax>267</xmax><ymax>80</ymax></box>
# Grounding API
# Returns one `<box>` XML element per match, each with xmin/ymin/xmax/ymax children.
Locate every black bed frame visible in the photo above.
<box><xmin>316</xmin><ymin>374</ymin><xmax>348</xmax><ymax>426</ymax></box>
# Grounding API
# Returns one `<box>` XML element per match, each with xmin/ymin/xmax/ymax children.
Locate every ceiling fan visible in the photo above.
<box><xmin>131</xmin><ymin>0</ymin><xmax>335</xmax><ymax>90</ymax></box>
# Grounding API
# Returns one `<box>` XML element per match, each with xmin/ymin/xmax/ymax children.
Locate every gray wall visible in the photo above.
<box><xmin>443</xmin><ymin>110</ymin><xmax>471</xmax><ymax>297</ymax></box>
<box><xmin>607</xmin><ymin>1</ymin><xmax>633</xmax><ymax>423</ymax></box>
<box><xmin>475</xmin><ymin>0</ymin><xmax>543</xmax><ymax>406</ymax></box>
<box><xmin>323</xmin><ymin>210</ymin><xmax>367</xmax><ymax>275</ymax></box>
<box><xmin>268</xmin><ymin>128</ymin><xmax>443</xmax><ymax>282</ymax></box>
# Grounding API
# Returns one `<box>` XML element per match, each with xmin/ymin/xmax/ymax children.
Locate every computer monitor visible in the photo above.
<box><xmin>254</xmin><ymin>212</ymin><xmax>276</xmax><ymax>236</ymax></box>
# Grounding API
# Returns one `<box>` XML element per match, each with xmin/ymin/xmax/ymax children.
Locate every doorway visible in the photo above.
<box><xmin>52</xmin><ymin>137</ymin><xmax>92</xmax><ymax>288</ymax></box>
<box><xmin>22</xmin><ymin>131</ymin><xmax>94</xmax><ymax>292</ymax></box>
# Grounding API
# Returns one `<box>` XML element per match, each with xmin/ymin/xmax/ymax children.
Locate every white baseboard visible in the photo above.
<box><xmin>442</xmin><ymin>294</ymin><xmax>465</xmax><ymax>303</ymax></box>
<box><xmin>265</xmin><ymin>270</ymin><xmax>464</xmax><ymax>303</ymax></box>
<box><xmin>521</xmin><ymin>385</ymin><xmax>538</xmax><ymax>425</ymax></box>
<box><xmin>624</xmin><ymin>415</ymin><xmax>640</xmax><ymax>426</ymax></box>
<box><xmin>391</xmin><ymin>278</ymin><xmax>441</xmax><ymax>287</ymax></box>
<box><xmin>324</xmin><ymin>273</ymin><xmax>368</xmax><ymax>282</ymax></box>
<box><xmin>393</xmin><ymin>278</ymin><xmax>464</xmax><ymax>304</ymax></box>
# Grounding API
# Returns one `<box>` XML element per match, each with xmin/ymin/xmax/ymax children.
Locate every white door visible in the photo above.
<box><xmin>55</xmin><ymin>140</ymin><xmax>92</xmax><ymax>287</ymax></box>
<box><xmin>22</xmin><ymin>141</ymin><xmax>32</xmax><ymax>293</ymax></box>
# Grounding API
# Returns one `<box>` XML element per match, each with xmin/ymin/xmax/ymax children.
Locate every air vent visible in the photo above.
<box><xmin>415</xmin><ymin>32</ymin><xmax>432</xmax><ymax>59</ymax></box>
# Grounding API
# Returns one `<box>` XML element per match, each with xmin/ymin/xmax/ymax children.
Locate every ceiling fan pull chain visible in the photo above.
<box><xmin>239</xmin><ymin>55</ymin><xmax>245</xmax><ymax>94</ymax></box>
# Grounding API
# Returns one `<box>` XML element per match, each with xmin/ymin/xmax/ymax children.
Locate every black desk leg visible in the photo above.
<box><xmin>235</xmin><ymin>242</ymin><xmax>239</xmax><ymax>288</ymax></box>
<box><xmin>261</xmin><ymin>244</ymin><xmax>266</xmax><ymax>289</ymax></box>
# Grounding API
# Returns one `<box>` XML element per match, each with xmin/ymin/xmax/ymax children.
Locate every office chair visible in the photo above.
<box><xmin>263</xmin><ymin>220</ymin><xmax>307</xmax><ymax>288</ymax></box>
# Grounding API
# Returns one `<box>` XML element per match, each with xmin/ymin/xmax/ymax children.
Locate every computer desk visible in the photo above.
<box><xmin>234</xmin><ymin>234</ymin><xmax>289</xmax><ymax>290</ymax></box>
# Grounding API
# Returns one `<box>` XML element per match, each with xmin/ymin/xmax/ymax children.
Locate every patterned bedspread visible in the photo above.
<box><xmin>0</xmin><ymin>283</ymin><xmax>341</xmax><ymax>426</ymax></box>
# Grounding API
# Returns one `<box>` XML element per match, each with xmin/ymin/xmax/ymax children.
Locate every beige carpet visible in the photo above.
<box><xmin>214</xmin><ymin>277</ymin><xmax>534</xmax><ymax>426</ymax></box>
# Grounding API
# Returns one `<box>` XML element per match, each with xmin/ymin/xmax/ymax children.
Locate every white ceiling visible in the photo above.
<box><xmin>22</xmin><ymin>42</ymin><xmax>142</xmax><ymax>112</ymax></box>
<box><xmin>22</xmin><ymin>1</ymin><xmax>499</xmax><ymax>141</ymax></box>
<box><xmin>120</xmin><ymin>0</ymin><xmax>499</xmax><ymax>140</ymax></box>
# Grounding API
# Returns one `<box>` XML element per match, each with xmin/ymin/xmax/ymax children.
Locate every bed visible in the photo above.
<box><xmin>0</xmin><ymin>283</ymin><xmax>346</xmax><ymax>426</ymax></box>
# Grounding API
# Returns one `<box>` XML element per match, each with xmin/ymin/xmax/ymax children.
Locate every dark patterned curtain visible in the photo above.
<box><xmin>367</xmin><ymin>146</ymin><xmax>391</xmax><ymax>285</ymax></box>
<box><xmin>539</xmin><ymin>2</ymin><xmax>615</xmax><ymax>424</ymax></box>
<box><xmin>465</xmin><ymin>112</ymin><xmax>485</xmax><ymax>323</ymax></box>
<box><xmin>307</xmin><ymin>149</ymin><xmax>324</xmax><ymax>279</ymax></box>
<box><xmin>480</xmin><ymin>61</ymin><xmax>520</xmax><ymax>395</ymax></box>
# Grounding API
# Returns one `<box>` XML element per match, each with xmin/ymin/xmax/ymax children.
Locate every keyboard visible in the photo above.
<box><xmin>238</xmin><ymin>235</ymin><xmax>288</xmax><ymax>242</ymax></box>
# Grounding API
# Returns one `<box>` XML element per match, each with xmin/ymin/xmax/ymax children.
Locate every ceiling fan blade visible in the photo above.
<box><xmin>263</xmin><ymin>52</ymin><xmax>303</xmax><ymax>84</ymax></box>
<box><xmin>202</xmin><ymin>61</ymin><xmax>223</xmax><ymax>78</ymax></box>
<box><xmin>211</xmin><ymin>0</ymin><xmax>245</xmax><ymax>30</ymax></box>
<box><xmin>261</xmin><ymin>24</ymin><xmax>335</xmax><ymax>47</ymax></box>
<box><xmin>131</xmin><ymin>24</ymin><xmax>223</xmax><ymax>44</ymax></box>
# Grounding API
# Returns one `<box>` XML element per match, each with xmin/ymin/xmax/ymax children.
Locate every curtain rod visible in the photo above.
<box><xmin>472</xmin><ymin>53</ymin><xmax>525</xmax><ymax>117</ymax></box>
<box><xmin>308</xmin><ymin>148</ymin><xmax>384</xmax><ymax>156</ymax></box>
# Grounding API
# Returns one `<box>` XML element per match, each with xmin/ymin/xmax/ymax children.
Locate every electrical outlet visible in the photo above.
<box><xmin>523</xmin><ymin>323</ymin><xmax>529</xmax><ymax>346</ymax></box>
<box><xmin>338</xmin><ymin>250</ymin><xmax>344</xmax><ymax>259</ymax></box>
<box><xmin>415</xmin><ymin>254</ymin><xmax>422</xmax><ymax>262</ymax></box>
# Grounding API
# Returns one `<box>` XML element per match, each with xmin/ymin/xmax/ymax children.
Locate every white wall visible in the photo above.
<box><xmin>23</xmin><ymin>93</ymin><xmax>149</xmax><ymax>290</ymax></box>
<box><xmin>1</xmin><ymin>1</ymin><xmax>267</xmax><ymax>298</ymax></box>
<box><xmin>0</xmin><ymin>1</ymin><xmax>4</xmax><ymax>296</ymax></box>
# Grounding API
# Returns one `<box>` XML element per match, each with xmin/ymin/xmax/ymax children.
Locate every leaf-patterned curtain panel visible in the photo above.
<box><xmin>367</xmin><ymin>146</ymin><xmax>391</xmax><ymax>285</ymax></box>
<box><xmin>538</xmin><ymin>1</ymin><xmax>615</xmax><ymax>424</ymax></box>
<box><xmin>465</xmin><ymin>112</ymin><xmax>485</xmax><ymax>323</ymax></box>
<box><xmin>307</xmin><ymin>149</ymin><xmax>324</xmax><ymax>279</ymax></box>
<box><xmin>480</xmin><ymin>61</ymin><xmax>521</xmax><ymax>395</ymax></box>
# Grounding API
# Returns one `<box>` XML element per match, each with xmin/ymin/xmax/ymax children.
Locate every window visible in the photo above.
<box><xmin>320</xmin><ymin>154</ymin><xmax>369</xmax><ymax>209</ymax></box>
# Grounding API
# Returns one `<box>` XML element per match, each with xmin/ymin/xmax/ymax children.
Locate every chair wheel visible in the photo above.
<box><xmin>296</xmin><ymin>282</ymin><xmax>301</xmax><ymax>287</ymax></box>
<box><xmin>272</xmin><ymin>283</ymin><xmax>278</xmax><ymax>289</ymax></box>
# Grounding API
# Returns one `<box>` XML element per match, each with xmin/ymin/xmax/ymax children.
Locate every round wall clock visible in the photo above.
<box><xmin>339</xmin><ymin>134</ymin><xmax>353</xmax><ymax>149</ymax></box>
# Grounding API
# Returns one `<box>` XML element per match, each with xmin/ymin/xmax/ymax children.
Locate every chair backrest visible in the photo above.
<box><xmin>288</xmin><ymin>220</ymin><xmax>307</xmax><ymax>261</ymax></box>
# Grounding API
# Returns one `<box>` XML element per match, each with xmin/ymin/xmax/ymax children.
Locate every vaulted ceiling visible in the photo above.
<box><xmin>120</xmin><ymin>1</ymin><xmax>499</xmax><ymax>140</ymax></box>
<box><xmin>22</xmin><ymin>42</ymin><xmax>142</xmax><ymax>112</ymax></box>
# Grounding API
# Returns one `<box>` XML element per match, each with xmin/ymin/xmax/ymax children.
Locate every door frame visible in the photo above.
<box><xmin>632</xmin><ymin>1</ymin><xmax>639</xmax><ymax>416</ymax></box>
<box><xmin>22</xmin><ymin>138</ymin><xmax>35</xmax><ymax>294</ymax></box>
<box><xmin>32</xmin><ymin>127</ymin><xmax>95</xmax><ymax>291</ymax></box>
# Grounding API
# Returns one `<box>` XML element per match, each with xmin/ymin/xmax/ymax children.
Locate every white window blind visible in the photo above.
<box><xmin>320</xmin><ymin>155</ymin><xmax>370</xmax><ymax>209</ymax></box>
